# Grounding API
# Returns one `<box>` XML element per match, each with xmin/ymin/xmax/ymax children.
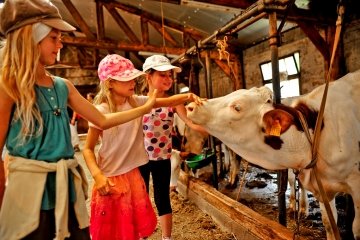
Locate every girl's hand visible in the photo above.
<box><xmin>143</xmin><ymin>89</ymin><xmax>158</xmax><ymax>112</ymax></box>
<box><xmin>93</xmin><ymin>172</ymin><xmax>115</xmax><ymax>195</ymax></box>
<box><xmin>188</xmin><ymin>93</ymin><xmax>207</xmax><ymax>105</ymax></box>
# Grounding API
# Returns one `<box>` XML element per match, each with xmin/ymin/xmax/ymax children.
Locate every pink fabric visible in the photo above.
<box><xmin>90</xmin><ymin>168</ymin><xmax>157</xmax><ymax>240</ymax></box>
<box><xmin>98</xmin><ymin>54</ymin><xmax>144</xmax><ymax>82</ymax></box>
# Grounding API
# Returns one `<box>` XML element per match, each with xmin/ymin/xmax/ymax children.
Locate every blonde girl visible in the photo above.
<box><xmin>0</xmin><ymin>1</ymin><xmax>156</xmax><ymax>239</ymax></box>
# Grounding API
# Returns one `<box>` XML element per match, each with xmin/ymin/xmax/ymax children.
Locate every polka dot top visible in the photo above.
<box><xmin>143</xmin><ymin>107</ymin><xmax>174</xmax><ymax>160</ymax></box>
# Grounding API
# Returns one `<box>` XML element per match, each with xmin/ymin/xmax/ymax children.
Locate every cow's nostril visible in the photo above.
<box><xmin>187</xmin><ymin>106</ymin><xmax>194</xmax><ymax>112</ymax></box>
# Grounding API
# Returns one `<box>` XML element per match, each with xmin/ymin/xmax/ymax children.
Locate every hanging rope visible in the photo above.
<box><xmin>160</xmin><ymin>0</ymin><xmax>167</xmax><ymax>53</ymax></box>
<box><xmin>216</xmin><ymin>36</ymin><xmax>238</xmax><ymax>83</ymax></box>
<box><xmin>216</xmin><ymin>36</ymin><xmax>230</xmax><ymax>64</ymax></box>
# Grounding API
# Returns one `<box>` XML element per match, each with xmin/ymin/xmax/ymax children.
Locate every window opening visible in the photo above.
<box><xmin>260</xmin><ymin>52</ymin><xmax>300</xmax><ymax>98</ymax></box>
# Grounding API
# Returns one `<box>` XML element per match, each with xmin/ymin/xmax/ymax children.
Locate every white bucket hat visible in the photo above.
<box><xmin>143</xmin><ymin>55</ymin><xmax>181</xmax><ymax>73</ymax></box>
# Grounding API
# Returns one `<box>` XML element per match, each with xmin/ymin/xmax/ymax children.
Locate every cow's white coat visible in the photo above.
<box><xmin>187</xmin><ymin>70</ymin><xmax>360</xmax><ymax>240</ymax></box>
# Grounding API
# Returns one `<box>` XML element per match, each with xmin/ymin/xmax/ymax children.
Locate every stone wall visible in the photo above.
<box><xmin>343</xmin><ymin>19</ymin><xmax>360</xmax><ymax>72</ymax></box>
<box><xmin>243</xmin><ymin>27</ymin><xmax>326</xmax><ymax>94</ymax></box>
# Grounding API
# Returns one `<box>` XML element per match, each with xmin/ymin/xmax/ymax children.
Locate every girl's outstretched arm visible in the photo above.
<box><xmin>154</xmin><ymin>93</ymin><xmax>206</xmax><ymax>108</ymax></box>
<box><xmin>66</xmin><ymin>79</ymin><xmax>158</xmax><ymax>129</ymax></box>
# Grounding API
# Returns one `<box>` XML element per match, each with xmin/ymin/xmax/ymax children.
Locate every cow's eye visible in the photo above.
<box><xmin>267</xmin><ymin>99</ymin><xmax>272</xmax><ymax>103</ymax></box>
<box><xmin>233</xmin><ymin>105</ymin><xmax>241</xmax><ymax>112</ymax></box>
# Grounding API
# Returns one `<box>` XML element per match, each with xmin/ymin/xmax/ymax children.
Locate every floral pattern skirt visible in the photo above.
<box><xmin>90</xmin><ymin>168</ymin><xmax>157</xmax><ymax>240</ymax></box>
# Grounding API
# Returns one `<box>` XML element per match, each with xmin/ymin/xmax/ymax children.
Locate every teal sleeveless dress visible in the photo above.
<box><xmin>6</xmin><ymin>76</ymin><xmax>76</xmax><ymax>210</ymax></box>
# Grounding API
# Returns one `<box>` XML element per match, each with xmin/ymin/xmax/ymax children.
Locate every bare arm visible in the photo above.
<box><xmin>65</xmin><ymin>79</ymin><xmax>157</xmax><ymax>129</ymax></box>
<box><xmin>82</xmin><ymin>127</ymin><xmax>114</xmax><ymax>195</ymax></box>
<box><xmin>154</xmin><ymin>93</ymin><xmax>205</xmax><ymax>108</ymax></box>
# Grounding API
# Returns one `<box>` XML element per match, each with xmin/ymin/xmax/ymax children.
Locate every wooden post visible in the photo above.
<box><xmin>205</xmin><ymin>50</ymin><xmax>218</xmax><ymax>190</ymax></box>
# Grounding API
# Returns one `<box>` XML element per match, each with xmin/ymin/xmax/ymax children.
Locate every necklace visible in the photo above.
<box><xmin>36</xmin><ymin>80</ymin><xmax>62</xmax><ymax>116</ymax></box>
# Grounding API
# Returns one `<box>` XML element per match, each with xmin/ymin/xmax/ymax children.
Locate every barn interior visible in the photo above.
<box><xmin>1</xmin><ymin>0</ymin><xmax>359</xmax><ymax>239</ymax></box>
<box><xmin>36</xmin><ymin>0</ymin><xmax>360</xmax><ymax>105</ymax></box>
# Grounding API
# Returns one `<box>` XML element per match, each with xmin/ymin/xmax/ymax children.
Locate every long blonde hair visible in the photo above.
<box><xmin>1</xmin><ymin>24</ymin><xmax>43</xmax><ymax>143</ymax></box>
<box><xmin>93</xmin><ymin>79</ymin><xmax>138</xmax><ymax>112</ymax></box>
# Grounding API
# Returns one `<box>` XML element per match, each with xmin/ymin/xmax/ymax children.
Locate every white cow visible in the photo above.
<box><xmin>187</xmin><ymin>70</ymin><xmax>360</xmax><ymax>240</ymax></box>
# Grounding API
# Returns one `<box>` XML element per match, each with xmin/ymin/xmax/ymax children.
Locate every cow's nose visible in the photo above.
<box><xmin>186</xmin><ymin>102</ymin><xmax>196</xmax><ymax>112</ymax></box>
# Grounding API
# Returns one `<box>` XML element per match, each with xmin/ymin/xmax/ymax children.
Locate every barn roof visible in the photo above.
<box><xmin>3</xmin><ymin>0</ymin><xmax>358</xmax><ymax>68</ymax></box>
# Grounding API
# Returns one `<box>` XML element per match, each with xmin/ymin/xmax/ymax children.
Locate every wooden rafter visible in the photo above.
<box><xmin>96</xmin><ymin>1</ymin><xmax>105</xmax><ymax>40</ymax></box>
<box><xmin>102</xmin><ymin>0</ymin><xmax>205</xmax><ymax>41</ymax></box>
<box><xmin>214</xmin><ymin>58</ymin><xmax>243</xmax><ymax>90</ymax></box>
<box><xmin>150</xmin><ymin>0</ymin><xmax>256</xmax><ymax>10</ymax></box>
<box><xmin>104</xmin><ymin>4</ymin><xmax>141</xmax><ymax>43</ymax></box>
<box><xmin>140</xmin><ymin>17</ymin><xmax>150</xmax><ymax>45</ymax></box>
<box><xmin>148</xmin><ymin>21</ymin><xmax>180</xmax><ymax>47</ymax></box>
<box><xmin>61</xmin><ymin>36</ymin><xmax>186</xmax><ymax>55</ymax></box>
<box><xmin>297</xmin><ymin>21</ymin><xmax>330</xmax><ymax>62</ymax></box>
<box><xmin>61</xmin><ymin>0</ymin><xmax>96</xmax><ymax>40</ymax></box>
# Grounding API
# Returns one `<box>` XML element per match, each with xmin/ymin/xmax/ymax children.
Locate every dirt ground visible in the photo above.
<box><xmin>147</xmin><ymin>190</ymin><xmax>234</xmax><ymax>240</ymax></box>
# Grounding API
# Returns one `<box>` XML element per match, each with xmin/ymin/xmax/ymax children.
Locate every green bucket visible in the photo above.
<box><xmin>185</xmin><ymin>149</ymin><xmax>216</xmax><ymax>170</ymax></box>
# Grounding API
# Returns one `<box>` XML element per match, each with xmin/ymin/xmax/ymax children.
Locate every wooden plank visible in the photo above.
<box><xmin>148</xmin><ymin>21</ymin><xmax>180</xmax><ymax>47</ymax></box>
<box><xmin>96</xmin><ymin>1</ymin><xmax>105</xmax><ymax>40</ymax></box>
<box><xmin>140</xmin><ymin>17</ymin><xmax>149</xmax><ymax>45</ymax></box>
<box><xmin>297</xmin><ymin>21</ymin><xmax>330</xmax><ymax>62</ymax></box>
<box><xmin>61</xmin><ymin>0</ymin><xmax>96</xmax><ymax>40</ymax></box>
<box><xmin>105</xmin><ymin>1</ymin><xmax>205</xmax><ymax>40</ymax></box>
<box><xmin>104</xmin><ymin>4</ymin><xmax>141</xmax><ymax>43</ymax></box>
<box><xmin>61</xmin><ymin>36</ymin><xmax>185</xmax><ymax>54</ymax></box>
<box><xmin>177</xmin><ymin>171</ymin><xmax>308</xmax><ymax>240</ymax></box>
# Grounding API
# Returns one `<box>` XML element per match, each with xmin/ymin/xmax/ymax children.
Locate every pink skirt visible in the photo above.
<box><xmin>90</xmin><ymin>168</ymin><xmax>157</xmax><ymax>240</ymax></box>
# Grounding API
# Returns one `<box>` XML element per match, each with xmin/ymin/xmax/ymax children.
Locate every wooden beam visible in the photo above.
<box><xmin>61</xmin><ymin>0</ymin><xmax>96</xmax><ymax>40</ymax></box>
<box><xmin>148</xmin><ymin>21</ymin><xmax>180</xmax><ymax>47</ymax></box>
<box><xmin>140</xmin><ymin>17</ymin><xmax>149</xmax><ymax>45</ymax></box>
<box><xmin>183</xmin><ymin>33</ymin><xmax>191</xmax><ymax>48</ymax></box>
<box><xmin>177</xmin><ymin>172</ymin><xmax>306</xmax><ymax>240</ymax></box>
<box><xmin>297</xmin><ymin>21</ymin><xmax>330</xmax><ymax>62</ymax></box>
<box><xmin>184</xmin><ymin>0</ymin><xmax>256</xmax><ymax>9</ymax></box>
<box><xmin>61</xmin><ymin>36</ymin><xmax>186</xmax><ymax>55</ymax></box>
<box><xmin>104</xmin><ymin>4</ymin><xmax>141</xmax><ymax>43</ymax></box>
<box><xmin>214</xmin><ymin>58</ymin><xmax>243</xmax><ymax>90</ymax></box>
<box><xmin>149</xmin><ymin>0</ymin><xmax>256</xmax><ymax>9</ymax></box>
<box><xmin>95</xmin><ymin>1</ymin><xmax>105</xmax><ymax>40</ymax></box>
<box><xmin>102</xmin><ymin>0</ymin><xmax>205</xmax><ymax>40</ymax></box>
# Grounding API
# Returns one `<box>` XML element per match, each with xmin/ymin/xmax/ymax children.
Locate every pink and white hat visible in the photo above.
<box><xmin>98</xmin><ymin>54</ymin><xmax>145</xmax><ymax>82</ymax></box>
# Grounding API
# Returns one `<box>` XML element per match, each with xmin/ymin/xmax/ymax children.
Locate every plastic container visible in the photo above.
<box><xmin>185</xmin><ymin>148</ymin><xmax>216</xmax><ymax>170</ymax></box>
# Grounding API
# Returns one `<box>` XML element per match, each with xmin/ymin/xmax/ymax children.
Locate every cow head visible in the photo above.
<box><xmin>187</xmin><ymin>86</ymin><xmax>312</xmax><ymax>170</ymax></box>
<box><xmin>187</xmin><ymin>86</ymin><xmax>274</xmax><ymax>143</ymax></box>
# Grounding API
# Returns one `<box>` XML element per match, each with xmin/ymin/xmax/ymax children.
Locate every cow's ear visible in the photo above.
<box><xmin>263</xmin><ymin>109</ymin><xmax>294</xmax><ymax>136</ymax></box>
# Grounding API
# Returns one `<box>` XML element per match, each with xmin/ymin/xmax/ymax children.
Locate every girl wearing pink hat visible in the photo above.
<box><xmin>83</xmin><ymin>54</ymin><xmax>204</xmax><ymax>240</ymax></box>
